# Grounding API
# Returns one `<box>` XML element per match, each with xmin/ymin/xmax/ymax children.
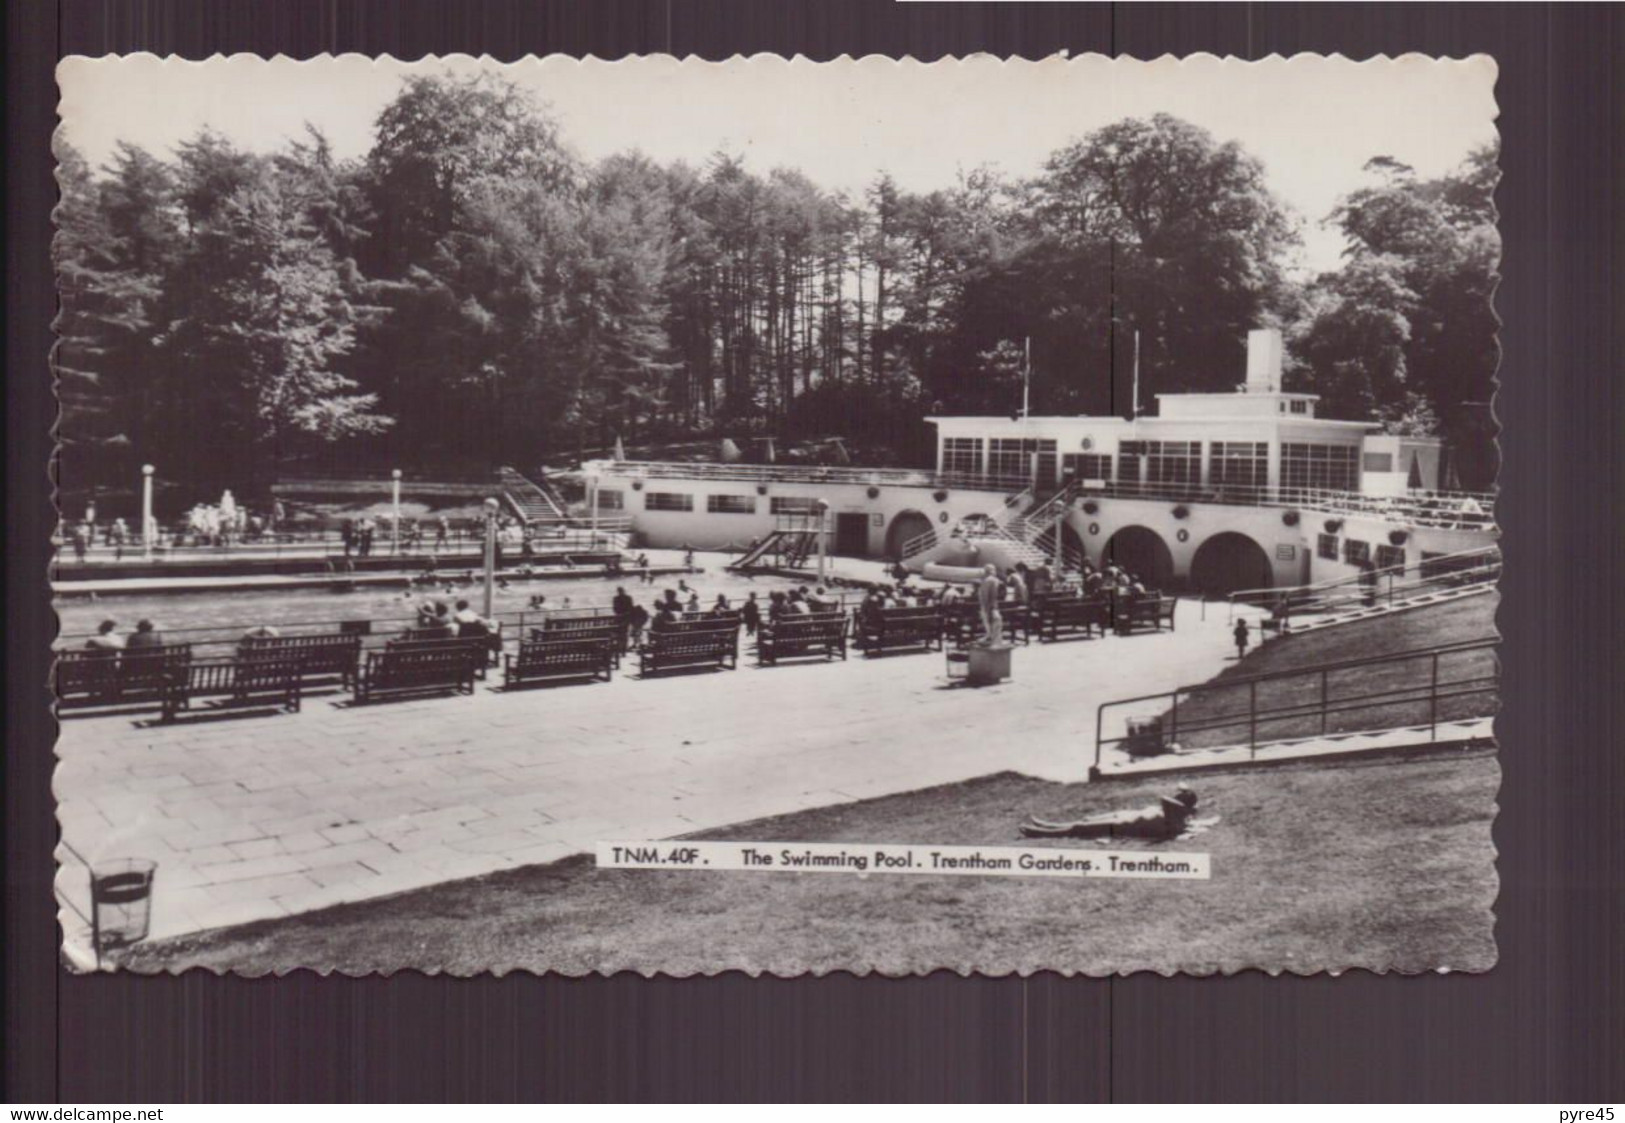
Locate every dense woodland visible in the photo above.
<box><xmin>54</xmin><ymin>72</ymin><xmax>1501</xmax><ymax>500</ymax></box>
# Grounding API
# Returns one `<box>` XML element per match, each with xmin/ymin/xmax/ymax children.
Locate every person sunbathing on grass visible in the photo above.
<box><xmin>1021</xmin><ymin>786</ymin><xmax>1199</xmax><ymax>841</ymax></box>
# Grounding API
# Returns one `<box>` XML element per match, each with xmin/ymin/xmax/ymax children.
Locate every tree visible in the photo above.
<box><xmin>365</xmin><ymin>72</ymin><xmax>577</xmax><ymax>276</ymax></box>
<box><xmin>1024</xmin><ymin>114</ymin><xmax>1301</xmax><ymax>411</ymax></box>
<box><xmin>1291</xmin><ymin>147</ymin><xmax>1500</xmax><ymax>486</ymax></box>
<box><xmin>153</xmin><ymin>161</ymin><xmax>390</xmax><ymax>480</ymax></box>
<box><xmin>53</xmin><ymin>138</ymin><xmax>177</xmax><ymax>481</ymax></box>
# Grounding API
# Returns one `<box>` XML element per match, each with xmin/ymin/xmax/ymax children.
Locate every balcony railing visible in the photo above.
<box><xmin>585</xmin><ymin>460</ymin><xmax>1498</xmax><ymax>530</ymax></box>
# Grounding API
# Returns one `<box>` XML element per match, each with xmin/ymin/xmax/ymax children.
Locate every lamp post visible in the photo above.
<box><xmin>1053</xmin><ymin>504</ymin><xmax>1064</xmax><ymax>571</ymax></box>
<box><xmin>588</xmin><ymin>474</ymin><xmax>598</xmax><ymax>548</ymax></box>
<box><xmin>391</xmin><ymin>469</ymin><xmax>402</xmax><ymax>555</ymax></box>
<box><xmin>482</xmin><ymin>497</ymin><xmax>499</xmax><ymax>618</ymax></box>
<box><xmin>141</xmin><ymin>464</ymin><xmax>155</xmax><ymax>561</ymax></box>
<box><xmin>815</xmin><ymin>499</ymin><xmax>830</xmax><ymax>584</ymax></box>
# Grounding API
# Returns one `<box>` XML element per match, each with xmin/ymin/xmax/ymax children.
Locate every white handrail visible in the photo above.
<box><xmin>1227</xmin><ymin>542</ymin><xmax>1501</xmax><ymax>607</ymax></box>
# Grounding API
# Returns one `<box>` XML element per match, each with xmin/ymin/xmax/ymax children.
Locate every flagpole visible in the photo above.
<box><xmin>1131</xmin><ymin>329</ymin><xmax>1141</xmax><ymax>419</ymax></box>
<box><xmin>1022</xmin><ymin>336</ymin><xmax>1031</xmax><ymax>419</ymax></box>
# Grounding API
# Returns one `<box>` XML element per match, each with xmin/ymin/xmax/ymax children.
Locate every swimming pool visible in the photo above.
<box><xmin>53</xmin><ymin>550</ymin><xmax>876</xmax><ymax>649</ymax></box>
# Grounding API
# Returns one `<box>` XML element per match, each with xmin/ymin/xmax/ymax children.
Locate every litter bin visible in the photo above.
<box><xmin>90</xmin><ymin>858</ymin><xmax>157</xmax><ymax>951</ymax></box>
<box><xmin>1123</xmin><ymin>715</ymin><xmax>1167</xmax><ymax>758</ymax></box>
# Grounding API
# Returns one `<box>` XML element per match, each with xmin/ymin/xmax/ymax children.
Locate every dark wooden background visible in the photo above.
<box><xmin>7</xmin><ymin>1</ymin><xmax>1623</xmax><ymax>1102</ymax></box>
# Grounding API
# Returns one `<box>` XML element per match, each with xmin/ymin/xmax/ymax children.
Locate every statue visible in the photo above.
<box><xmin>976</xmin><ymin>564</ymin><xmax>1004</xmax><ymax>647</ymax></box>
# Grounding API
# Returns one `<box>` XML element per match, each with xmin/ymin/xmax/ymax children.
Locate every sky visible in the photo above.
<box><xmin>57</xmin><ymin>53</ymin><xmax>1498</xmax><ymax>275</ymax></box>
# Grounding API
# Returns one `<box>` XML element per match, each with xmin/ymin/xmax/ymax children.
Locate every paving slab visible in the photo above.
<box><xmin>56</xmin><ymin>599</ymin><xmax>1258</xmax><ymax>958</ymax></box>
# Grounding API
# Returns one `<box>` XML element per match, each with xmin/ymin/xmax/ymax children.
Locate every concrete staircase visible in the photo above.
<box><xmin>1275</xmin><ymin>581</ymin><xmax>1496</xmax><ymax>636</ymax></box>
<box><xmin>498</xmin><ymin>467</ymin><xmax>568</xmax><ymax>524</ymax></box>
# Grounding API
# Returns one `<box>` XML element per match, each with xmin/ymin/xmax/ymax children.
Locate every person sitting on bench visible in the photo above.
<box><xmin>453</xmin><ymin>599</ymin><xmax>493</xmax><ymax>639</ymax></box>
<box><xmin>1021</xmin><ymin>786</ymin><xmax>1199</xmax><ymax>841</ymax></box>
<box><xmin>85</xmin><ymin>619</ymin><xmax>124</xmax><ymax>655</ymax></box>
<box><xmin>125</xmin><ymin>619</ymin><xmax>166</xmax><ymax>650</ymax></box>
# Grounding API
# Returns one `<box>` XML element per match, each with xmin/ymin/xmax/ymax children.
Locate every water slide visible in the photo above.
<box><xmin>913</xmin><ymin>534</ymin><xmax>1044</xmax><ymax>580</ymax></box>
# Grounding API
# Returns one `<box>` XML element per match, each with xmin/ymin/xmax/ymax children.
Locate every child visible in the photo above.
<box><xmin>1233</xmin><ymin>618</ymin><xmax>1250</xmax><ymax>660</ymax></box>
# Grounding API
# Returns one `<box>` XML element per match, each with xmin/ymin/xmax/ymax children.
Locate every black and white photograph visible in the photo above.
<box><xmin>51</xmin><ymin>52</ymin><xmax>1500</xmax><ymax>976</ymax></box>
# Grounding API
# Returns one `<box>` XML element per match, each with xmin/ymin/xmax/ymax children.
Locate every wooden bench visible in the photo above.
<box><xmin>639</xmin><ymin>623</ymin><xmax>739</xmax><ymax>676</ymax></box>
<box><xmin>240</xmin><ymin>633</ymin><xmax>362</xmax><ymax>689</ymax></box>
<box><xmin>942</xmin><ymin>602</ymin><xmax>1033</xmax><ymax>647</ymax></box>
<box><xmin>387</xmin><ymin>635</ymin><xmax>493</xmax><ymax>679</ymax></box>
<box><xmin>1032</xmin><ymin>595</ymin><xmax>1110</xmax><ymax>642</ymax></box>
<box><xmin>757</xmin><ymin>611</ymin><xmax>849</xmax><ymax>665</ymax></box>
<box><xmin>160</xmin><ymin>657</ymin><xmax>303</xmax><ymax>722</ymax></box>
<box><xmin>354</xmin><ymin>646</ymin><xmax>479</xmax><ymax>703</ymax></box>
<box><xmin>55</xmin><ymin>645</ymin><xmax>193</xmax><ymax>710</ymax></box>
<box><xmin>504</xmin><ymin>635</ymin><xmax>615</xmax><ymax>688</ymax></box>
<box><xmin>855</xmin><ymin>606</ymin><xmax>943</xmax><ymax>657</ymax></box>
<box><xmin>535</xmin><ymin>616</ymin><xmax>625</xmax><ymax>667</ymax></box>
<box><xmin>1115</xmin><ymin>596</ymin><xmax>1178</xmax><ymax>634</ymax></box>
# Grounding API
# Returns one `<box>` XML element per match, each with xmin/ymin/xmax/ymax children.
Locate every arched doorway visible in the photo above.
<box><xmin>1102</xmin><ymin>526</ymin><xmax>1174</xmax><ymax>588</ymax></box>
<box><xmin>1190</xmin><ymin>532</ymin><xmax>1274</xmax><ymax>597</ymax></box>
<box><xmin>884</xmin><ymin>509</ymin><xmax>934</xmax><ymax>558</ymax></box>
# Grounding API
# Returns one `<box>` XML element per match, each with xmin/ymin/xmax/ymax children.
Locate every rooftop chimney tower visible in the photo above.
<box><xmin>1245</xmin><ymin>328</ymin><xmax>1284</xmax><ymax>393</ymax></box>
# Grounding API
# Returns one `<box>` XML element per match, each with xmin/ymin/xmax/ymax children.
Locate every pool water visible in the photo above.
<box><xmin>54</xmin><ymin>551</ymin><xmax>872</xmax><ymax>648</ymax></box>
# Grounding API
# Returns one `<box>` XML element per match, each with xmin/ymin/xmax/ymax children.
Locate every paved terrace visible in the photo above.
<box><xmin>55</xmin><ymin>598</ymin><xmax>1257</xmax><ymax>964</ymax></box>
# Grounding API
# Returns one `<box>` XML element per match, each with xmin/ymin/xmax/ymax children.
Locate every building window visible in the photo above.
<box><xmin>770</xmin><ymin>497</ymin><xmax>818</xmax><ymax>515</ymax></box>
<box><xmin>1375</xmin><ymin>545</ymin><xmax>1406</xmax><ymax>571</ymax></box>
<box><xmin>1343</xmin><ymin>538</ymin><xmax>1371</xmax><ymax>566</ymax></box>
<box><xmin>1318</xmin><ymin>533</ymin><xmax>1339</xmax><ymax>561</ymax></box>
<box><xmin>1062</xmin><ymin>453</ymin><xmax>1112</xmax><ymax>483</ymax></box>
<box><xmin>941</xmin><ymin>437</ymin><xmax>982</xmax><ymax>477</ymax></box>
<box><xmin>1119</xmin><ymin>440</ymin><xmax>1200</xmax><ymax>489</ymax></box>
<box><xmin>988</xmin><ymin>438</ymin><xmax>1026</xmax><ymax>480</ymax></box>
<box><xmin>1363</xmin><ymin>452</ymin><xmax>1394</xmax><ymax>473</ymax></box>
<box><xmin>1281</xmin><ymin>443</ymin><xmax>1360</xmax><ymax>491</ymax></box>
<box><xmin>1117</xmin><ymin>441</ymin><xmax>1144</xmax><ymax>485</ymax></box>
<box><xmin>596</xmin><ymin>489</ymin><xmax>624</xmax><ymax>510</ymax></box>
<box><xmin>707</xmin><ymin>494</ymin><xmax>756</xmax><ymax>514</ymax></box>
<box><xmin>986</xmin><ymin>438</ymin><xmax>1057</xmax><ymax>483</ymax></box>
<box><xmin>1209</xmin><ymin>442</ymin><xmax>1269</xmax><ymax>489</ymax></box>
<box><xmin>644</xmin><ymin>492</ymin><xmax>693</xmax><ymax>512</ymax></box>
<box><xmin>1290</xmin><ymin>400</ymin><xmax>1309</xmax><ymax>414</ymax></box>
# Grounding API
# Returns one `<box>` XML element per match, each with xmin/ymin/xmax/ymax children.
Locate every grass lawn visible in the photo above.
<box><xmin>121</xmin><ymin>748</ymin><xmax>1498</xmax><ymax>976</ymax></box>
<box><xmin>1155</xmin><ymin>593</ymin><xmax>1498</xmax><ymax>750</ymax></box>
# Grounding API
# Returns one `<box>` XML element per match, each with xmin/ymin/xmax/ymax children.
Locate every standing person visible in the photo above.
<box><xmin>436</xmin><ymin>515</ymin><xmax>450</xmax><ymax>551</ymax></box>
<box><xmin>1009</xmin><ymin>564</ymin><xmax>1030</xmax><ymax>606</ymax></box>
<box><xmin>1233</xmin><ymin>617</ymin><xmax>1251</xmax><ymax>661</ymax></box>
<box><xmin>629</xmin><ymin>602</ymin><xmax>650</xmax><ymax>648</ymax></box>
<box><xmin>340</xmin><ymin>519</ymin><xmax>356</xmax><ymax>558</ymax></box>
<box><xmin>742</xmin><ymin>592</ymin><xmax>761</xmax><ymax>636</ymax></box>
<box><xmin>69</xmin><ymin>523</ymin><xmax>89</xmax><ymax>563</ymax></box>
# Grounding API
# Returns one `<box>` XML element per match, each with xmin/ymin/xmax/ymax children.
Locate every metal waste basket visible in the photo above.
<box><xmin>1123</xmin><ymin>715</ymin><xmax>1167</xmax><ymax>758</ymax></box>
<box><xmin>90</xmin><ymin>858</ymin><xmax>157</xmax><ymax>951</ymax></box>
